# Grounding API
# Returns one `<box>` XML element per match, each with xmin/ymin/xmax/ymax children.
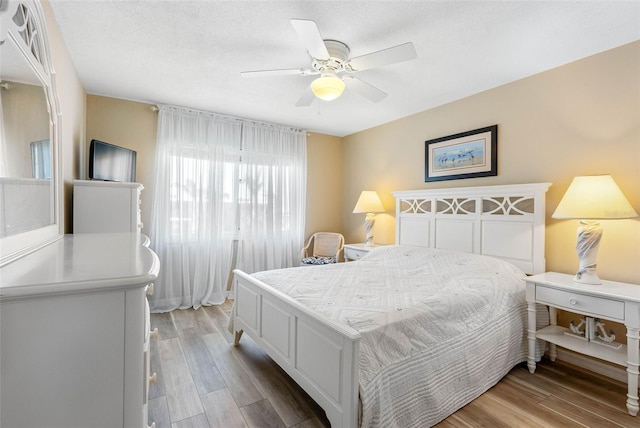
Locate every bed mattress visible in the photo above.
<box><xmin>249</xmin><ymin>245</ymin><xmax>546</xmax><ymax>427</ymax></box>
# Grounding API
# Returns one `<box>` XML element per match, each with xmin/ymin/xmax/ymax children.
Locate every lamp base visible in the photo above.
<box><xmin>573</xmin><ymin>271</ymin><xmax>601</xmax><ymax>285</ymax></box>
<box><xmin>573</xmin><ymin>220</ymin><xmax>602</xmax><ymax>285</ymax></box>
<box><xmin>363</xmin><ymin>213</ymin><xmax>376</xmax><ymax>247</ymax></box>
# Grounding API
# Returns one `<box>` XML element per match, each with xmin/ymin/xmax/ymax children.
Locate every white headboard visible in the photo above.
<box><xmin>392</xmin><ymin>183</ymin><xmax>551</xmax><ymax>274</ymax></box>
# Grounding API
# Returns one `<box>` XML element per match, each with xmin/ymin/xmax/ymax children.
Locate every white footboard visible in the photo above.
<box><xmin>232</xmin><ymin>269</ymin><xmax>361</xmax><ymax>428</ymax></box>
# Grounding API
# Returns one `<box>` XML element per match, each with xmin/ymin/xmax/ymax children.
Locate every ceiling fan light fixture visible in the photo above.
<box><xmin>310</xmin><ymin>73</ymin><xmax>345</xmax><ymax>101</ymax></box>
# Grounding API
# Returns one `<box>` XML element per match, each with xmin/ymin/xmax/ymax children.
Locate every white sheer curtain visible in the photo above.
<box><xmin>149</xmin><ymin>105</ymin><xmax>306</xmax><ymax>312</ymax></box>
<box><xmin>30</xmin><ymin>139</ymin><xmax>51</xmax><ymax>178</ymax></box>
<box><xmin>236</xmin><ymin>123</ymin><xmax>307</xmax><ymax>273</ymax></box>
<box><xmin>0</xmin><ymin>89</ymin><xmax>7</xmax><ymax>176</ymax></box>
<box><xmin>149</xmin><ymin>106</ymin><xmax>241</xmax><ymax>311</ymax></box>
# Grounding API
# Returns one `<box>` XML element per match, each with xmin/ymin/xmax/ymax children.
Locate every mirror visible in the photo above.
<box><xmin>0</xmin><ymin>0</ymin><xmax>62</xmax><ymax>265</ymax></box>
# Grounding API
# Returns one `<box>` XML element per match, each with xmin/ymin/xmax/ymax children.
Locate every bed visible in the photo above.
<box><xmin>231</xmin><ymin>182</ymin><xmax>551</xmax><ymax>427</ymax></box>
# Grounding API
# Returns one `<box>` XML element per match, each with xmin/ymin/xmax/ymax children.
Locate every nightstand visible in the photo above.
<box><xmin>343</xmin><ymin>243</ymin><xmax>383</xmax><ymax>261</ymax></box>
<box><xmin>525</xmin><ymin>272</ymin><xmax>640</xmax><ymax>416</ymax></box>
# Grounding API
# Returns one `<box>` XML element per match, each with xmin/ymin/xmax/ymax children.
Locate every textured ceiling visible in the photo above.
<box><xmin>49</xmin><ymin>1</ymin><xmax>640</xmax><ymax>137</ymax></box>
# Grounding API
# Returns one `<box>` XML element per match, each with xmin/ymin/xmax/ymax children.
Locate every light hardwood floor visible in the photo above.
<box><xmin>149</xmin><ymin>302</ymin><xmax>638</xmax><ymax>427</ymax></box>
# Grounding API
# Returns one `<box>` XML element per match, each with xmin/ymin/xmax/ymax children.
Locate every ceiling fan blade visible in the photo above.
<box><xmin>241</xmin><ymin>68</ymin><xmax>317</xmax><ymax>77</ymax></box>
<box><xmin>343</xmin><ymin>76</ymin><xmax>387</xmax><ymax>103</ymax></box>
<box><xmin>345</xmin><ymin>42</ymin><xmax>417</xmax><ymax>72</ymax></box>
<box><xmin>290</xmin><ymin>19</ymin><xmax>330</xmax><ymax>60</ymax></box>
<box><xmin>295</xmin><ymin>86</ymin><xmax>315</xmax><ymax>107</ymax></box>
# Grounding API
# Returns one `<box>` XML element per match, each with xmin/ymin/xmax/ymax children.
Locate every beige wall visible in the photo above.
<box><xmin>42</xmin><ymin>0</ymin><xmax>86</xmax><ymax>233</ymax></box>
<box><xmin>1</xmin><ymin>82</ymin><xmax>50</xmax><ymax>178</ymax></box>
<box><xmin>85</xmin><ymin>95</ymin><xmax>158</xmax><ymax>234</ymax></box>
<box><xmin>304</xmin><ymin>132</ymin><xmax>343</xmax><ymax>240</ymax></box>
<box><xmin>343</xmin><ymin>41</ymin><xmax>640</xmax><ymax>285</ymax></box>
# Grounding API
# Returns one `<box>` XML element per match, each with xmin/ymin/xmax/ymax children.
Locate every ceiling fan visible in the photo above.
<box><xmin>241</xmin><ymin>19</ymin><xmax>417</xmax><ymax>106</ymax></box>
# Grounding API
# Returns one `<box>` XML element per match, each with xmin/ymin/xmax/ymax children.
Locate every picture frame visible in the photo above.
<box><xmin>424</xmin><ymin>125</ymin><xmax>497</xmax><ymax>182</ymax></box>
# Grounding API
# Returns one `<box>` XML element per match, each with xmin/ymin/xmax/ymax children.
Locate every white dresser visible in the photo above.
<box><xmin>0</xmin><ymin>233</ymin><xmax>159</xmax><ymax>428</ymax></box>
<box><xmin>73</xmin><ymin>180</ymin><xmax>143</xmax><ymax>233</ymax></box>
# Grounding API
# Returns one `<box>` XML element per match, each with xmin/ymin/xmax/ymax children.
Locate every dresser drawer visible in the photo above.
<box><xmin>536</xmin><ymin>285</ymin><xmax>625</xmax><ymax>321</ymax></box>
<box><xmin>344</xmin><ymin>247</ymin><xmax>367</xmax><ymax>261</ymax></box>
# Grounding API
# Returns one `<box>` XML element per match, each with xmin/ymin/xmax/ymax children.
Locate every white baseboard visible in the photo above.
<box><xmin>554</xmin><ymin>348</ymin><xmax>627</xmax><ymax>383</ymax></box>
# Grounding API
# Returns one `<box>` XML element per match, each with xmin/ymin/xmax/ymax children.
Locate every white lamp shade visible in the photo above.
<box><xmin>353</xmin><ymin>191</ymin><xmax>384</xmax><ymax>213</ymax></box>
<box><xmin>310</xmin><ymin>74</ymin><xmax>345</xmax><ymax>101</ymax></box>
<box><xmin>552</xmin><ymin>175</ymin><xmax>638</xmax><ymax>220</ymax></box>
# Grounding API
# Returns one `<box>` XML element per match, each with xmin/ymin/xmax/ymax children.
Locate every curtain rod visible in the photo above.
<box><xmin>150</xmin><ymin>104</ymin><xmax>307</xmax><ymax>134</ymax></box>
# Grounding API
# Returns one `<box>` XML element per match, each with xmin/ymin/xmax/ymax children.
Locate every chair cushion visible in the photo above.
<box><xmin>301</xmin><ymin>256</ymin><xmax>337</xmax><ymax>265</ymax></box>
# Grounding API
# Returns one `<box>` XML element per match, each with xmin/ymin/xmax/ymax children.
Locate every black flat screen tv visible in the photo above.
<box><xmin>89</xmin><ymin>139</ymin><xmax>137</xmax><ymax>182</ymax></box>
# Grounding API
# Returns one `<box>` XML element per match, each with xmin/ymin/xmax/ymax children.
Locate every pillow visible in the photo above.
<box><xmin>301</xmin><ymin>256</ymin><xmax>336</xmax><ymax>265</ymax></box>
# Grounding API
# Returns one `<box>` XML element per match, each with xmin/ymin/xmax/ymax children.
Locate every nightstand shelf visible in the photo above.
<box><xmin>526</xmin><ymin>272</ymin><xmax>640</xmax><ymax>417</ymax></box>
<box><xmin>535</xmin><ymin>325</ymin><xmax>627</xmax><ymax>367</ymax></box>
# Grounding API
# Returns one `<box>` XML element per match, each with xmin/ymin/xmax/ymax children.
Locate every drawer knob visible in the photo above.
<box><xmin>569</xmin><ymin>298</ymin><xmax>577</xmax><ymax>305</ymax></box>
<box><xmin>149</xmin><ymin>372</ymin><xmax>157</xmax><ymax>385</ymax></box>
<box><xmin>150</xmin><ymin>327</ymin><xmax>159</xmax><ymax>340</ymax></box>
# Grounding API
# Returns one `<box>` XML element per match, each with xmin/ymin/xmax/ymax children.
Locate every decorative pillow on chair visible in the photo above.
<box><xmin>301</xmin><ymin>256</ymin><xmax>336</xmax><ymax>265</ymax></box>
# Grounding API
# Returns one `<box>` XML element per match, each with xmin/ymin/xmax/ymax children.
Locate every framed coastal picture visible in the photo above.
<box><xmin>424</xmin><ymin>125</ymin><xmax>497</xmax><ymax>182</ymax></box>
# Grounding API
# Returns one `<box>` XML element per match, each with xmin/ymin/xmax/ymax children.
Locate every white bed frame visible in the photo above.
<box><xmin>232</xmin><ymin>182</ymin><xmax>551</xmax><ymax>427</ymax></box>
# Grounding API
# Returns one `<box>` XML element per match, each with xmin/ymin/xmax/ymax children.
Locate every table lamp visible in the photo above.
<box><xmin>552</xmin><ymin>175</ymin><xmax>638</xmax><ymax>284</ymax></box>
<box><xmin>352</xmin><ymin>190</ymin><xmax>385</xmax><ymax>246</ymax></box>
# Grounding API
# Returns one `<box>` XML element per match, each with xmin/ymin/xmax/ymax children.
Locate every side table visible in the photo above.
<box><xmin>525</xmin><ymin>272</ymin><xmax>640</xmax><ymax>416</ymax></box>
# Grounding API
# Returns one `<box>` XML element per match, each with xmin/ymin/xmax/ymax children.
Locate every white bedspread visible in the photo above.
<box><xmin>250</xmin><ymin>245</ymin><xmax>546</xmax><ymax>427</ymax></box>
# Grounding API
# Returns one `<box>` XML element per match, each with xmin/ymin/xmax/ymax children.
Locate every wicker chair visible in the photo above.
<box><xmin>300</xmin><ymin>232</ymin><xmax>345</xmax><ymax>265</ymax></box>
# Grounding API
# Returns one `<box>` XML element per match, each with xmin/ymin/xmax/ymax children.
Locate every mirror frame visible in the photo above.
<box><xmin>0</xmin><ymin>0</ymin><xmax>63</xmax><ymax>265</ymax></box>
